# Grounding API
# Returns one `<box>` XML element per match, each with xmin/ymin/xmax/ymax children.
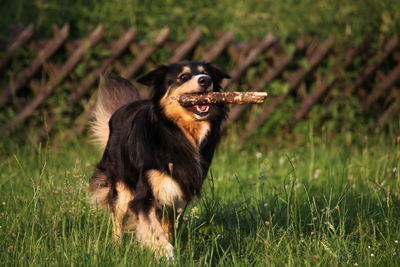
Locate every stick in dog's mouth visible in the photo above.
<box><xmin>171</xmin><ymin>91</ymin><xmax>268</xmax><ymax>106</ymax></box>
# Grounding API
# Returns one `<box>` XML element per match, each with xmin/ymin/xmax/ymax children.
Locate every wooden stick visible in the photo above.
<box><xmin>171</xmin><ymin>92</ymin><xmax>268</xmax><ymax>106</ymax></box>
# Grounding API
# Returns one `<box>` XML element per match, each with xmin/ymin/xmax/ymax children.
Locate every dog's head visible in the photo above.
<box><xmin>137</xmin><ymin>61</ymin><xmax>230</xmax><ymax>121</ymax></box>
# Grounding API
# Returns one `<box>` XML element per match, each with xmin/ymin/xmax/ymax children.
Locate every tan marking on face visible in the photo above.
<box><xmin>197</xmin><ymin>65</ymin><xmax>205</xmax><ymax>73</ymax></box>
<box><xmin>112</xmin><ymin>181</ymin><xmax>135</xmax><ymax>242</ymax></box>
<box><xmin>178</xmin><ymin>66</ymin><xmax>191</xmax><ymax>78</ymax></box>
<box><xmin>147</xmin><ymin>169</ymin><xmax>186</xmax><ymax>208</ymax></box>
<box><xmin>168</xmin><ymin>75</ymin><xmax>202</xmax><ymax>97</ymax></box>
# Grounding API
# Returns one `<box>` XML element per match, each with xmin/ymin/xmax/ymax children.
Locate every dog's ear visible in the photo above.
<box><xmin>207</xmin><ymin>63</ymin><xmax>231</xmax><ymax>83</ymax></box>
<box><xmin>137</xmin><ymin>65</ymin><xmax>168</xmax><ymax>86</ymax></box>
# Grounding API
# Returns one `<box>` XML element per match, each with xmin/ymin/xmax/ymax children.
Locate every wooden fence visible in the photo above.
<box><xmin>0</xmin><ymin>24</ymin><xmax>399</xmax><ymax>143</ymax></box>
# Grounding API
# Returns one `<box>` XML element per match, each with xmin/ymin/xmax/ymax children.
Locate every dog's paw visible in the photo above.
<box><xmin>156</xmin><ymin>242</ymin><xmax>174</xmax><ymax>260</ymax></box>
<box><xmin>164</xmin><ymin>243</ymin><xmax>175</xmax><ymax>260</ymax></box>
<box><xmin>111</xmin><ymin>232</ymin><xmax>122</xmax><ymax>244</ymax></box>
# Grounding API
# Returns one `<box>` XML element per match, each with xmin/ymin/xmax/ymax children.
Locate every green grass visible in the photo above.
<box><xmin>1</xmin><ymin>129</ymin><xmax>399</xmax><ymax>266</ymax></box>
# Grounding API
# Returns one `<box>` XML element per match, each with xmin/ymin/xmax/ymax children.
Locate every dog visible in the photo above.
<box><xmin>89</xmin><ymin>61</ymin><xmax>230</xmax><ymax>258</ymax></box>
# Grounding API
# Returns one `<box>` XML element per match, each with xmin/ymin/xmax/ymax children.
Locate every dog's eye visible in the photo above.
<box><xmin>179</xmin><ymin>73</ymin><xmax>192</xmax><ymax>82</ymax></box>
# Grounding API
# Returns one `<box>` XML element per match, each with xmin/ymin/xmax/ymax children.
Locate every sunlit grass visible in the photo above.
<box><xmin>0</xmin><ymin>129</ymin><xmax>399</xmax><ymax>266</ymax></box>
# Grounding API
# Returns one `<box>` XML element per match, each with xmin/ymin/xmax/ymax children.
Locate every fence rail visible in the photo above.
<box><xmin>0</xmin><ymin>24</ymin><xmax>399</xmax><ymax>143</ymax></box>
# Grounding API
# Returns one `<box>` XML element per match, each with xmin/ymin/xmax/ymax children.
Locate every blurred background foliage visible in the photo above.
<box><xmin>1</xmin><ymin>0</ymin><xmax>399</xmax><ymax>44</ymax></box>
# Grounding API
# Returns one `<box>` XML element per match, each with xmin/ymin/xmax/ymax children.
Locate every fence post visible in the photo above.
<box><xmin>238</xmin><ymin>35</ymin><xmax>335</xmax><ymax>143</ymax></box>
<box><xmin>122</xmin><ymin>28</ymin><xmax>170</xmax><ymax>79</ymax></box>
<box><xmin>0</xmin><ymin>24</ymin><xmax>34</xmax><ymax>71</ymax></box>
<box><xmin>39</xmin><ymin>27</ymin><xmax>136</xmax><ymax>139</ymax></box>
<box><xmin>68</xmin><ymin>27</ymin><xmax>136</xmax><ymax>104</ymax></box>
<box><xmin>202</xmin><ymin>30</ymin><xmax>234</xmax><ymax>62</ymax></box>
<box><xmin>168</xmin><ymin>28</ymin><xmax>202</xmax><ymax>63</ymax></box>
<box><xmin>222</xmin><ymin>34</ymin><xmax>276</xmax><ymax>89</ymax></box>
<box><xmin>291</xmin><ymin>45</ymin><xmax>361</xmax><ymax>125</ymax></box>
<box><xmin>377</xmin><ymin>90</ymin><xmax>399</xmax><ymax>126</ymax></box>
<box><xmin>16</xmin><ymin>25</ymin><xmax>104</xmax><ymax>122</ymax></box>
<box><xmin>344</xmin><ymin>36</ymin><xmax>398</xmax><ymax>95</ymax></box>
<box><xmin>363</xmin><ymin>62</ymin><xmax>400</xmax><ymax>109</ymax></box>
<box><xmin>223</xmin><ymin>47</ymin><xmax>294</xmax><ymax>130</ymax></box>
<box><xmin>0</xmin><ymin>24</ymin><xmax>69</xmax><ymax>107</ymax></box>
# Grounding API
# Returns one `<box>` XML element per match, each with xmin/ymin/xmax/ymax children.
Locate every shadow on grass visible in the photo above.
<box><xmin>176</xmin><ymin>181</ymin><xmax>400</xmax><ymax>264</ymax></box>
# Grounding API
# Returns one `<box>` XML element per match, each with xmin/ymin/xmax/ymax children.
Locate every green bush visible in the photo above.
<box><xmin>1</xmin><ymin>0</ymin><xmax>399</xmax><ymax>44</ymax></box>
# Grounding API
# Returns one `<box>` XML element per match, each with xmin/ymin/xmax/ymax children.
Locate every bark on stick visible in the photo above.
<box><xmin>171</xmin><ymin>92</ymin><xmax>268</xmax><ymax>106</ymax></box>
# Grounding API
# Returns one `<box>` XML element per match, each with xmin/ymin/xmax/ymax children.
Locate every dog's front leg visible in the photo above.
<box><xmin>147</xmin><ymin>168</ymin><xmax>187</xmax><ymax>242</ymax></box>
<box><xmin>134</xmin><ymin>205</ymin><xmax>174</xmax><ymax>259</ymax></box>
<box><xmin>111</xmin><ymin>181</ymin><xmax>135</xmax><ymax>243</ymax></box>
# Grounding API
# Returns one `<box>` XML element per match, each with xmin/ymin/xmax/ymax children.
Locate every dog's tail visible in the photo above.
<box><xmin>90</xmin><ymin>72</ymin><xmax>141</xmax><ymax>150</ymax></box>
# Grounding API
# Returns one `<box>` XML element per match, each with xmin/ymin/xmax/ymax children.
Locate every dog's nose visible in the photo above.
<box><xmin>198</xmin><ymin>75</ymin><xmax>212</xmax><ymax>89</ymax></box>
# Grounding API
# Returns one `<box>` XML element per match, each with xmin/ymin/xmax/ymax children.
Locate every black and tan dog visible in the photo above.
<box><xmin>89</xmin><ymin>61</ymin><xmax>230</xmax><ymax>258</ymax></box>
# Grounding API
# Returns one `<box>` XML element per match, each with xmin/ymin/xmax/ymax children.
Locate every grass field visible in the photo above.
<box><xmin>1</xmin><ymin>127</ymin><xmax>399</xmax><ymax>266</ymax></box>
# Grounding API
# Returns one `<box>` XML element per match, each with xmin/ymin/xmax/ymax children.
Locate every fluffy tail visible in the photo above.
<box><xmin>90</xmin><ymin>72</ymin><xmax>141</xmax><ymax>150</ymax></box>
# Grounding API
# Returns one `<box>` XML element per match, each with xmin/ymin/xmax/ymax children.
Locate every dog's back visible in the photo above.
<box><xmin>90</xmin><ymin>73</ymin><xmax>141</xmax><ymax>150</ymax></box>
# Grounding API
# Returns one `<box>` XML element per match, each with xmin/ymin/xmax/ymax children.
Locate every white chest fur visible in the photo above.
<box><xmin>197</xmin><ymin>122</ymin><xmax>210</xmax><ymax>146</ymax></box>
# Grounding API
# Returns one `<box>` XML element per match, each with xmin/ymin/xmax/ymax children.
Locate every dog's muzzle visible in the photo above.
<box><xmin>182</xmin><ymin>74</ymin><xmax>213</xmax><ymax>119</ymax></box>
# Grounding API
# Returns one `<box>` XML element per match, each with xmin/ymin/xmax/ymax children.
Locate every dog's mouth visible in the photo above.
<box><xmin>184</xmin><ymin>104</ymin><xmax>210</xmax><ymax>117</ymax></box>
